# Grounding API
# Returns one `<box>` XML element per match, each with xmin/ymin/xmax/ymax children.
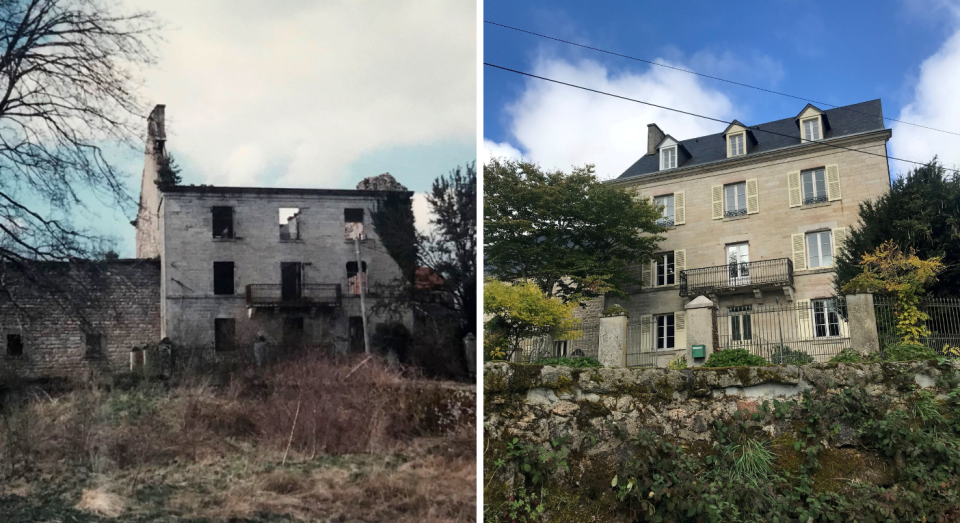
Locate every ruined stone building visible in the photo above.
<box><xmin>1</xmin><ymin>105</ymin><xmax>412</xmax><ymax>379</ymax></box>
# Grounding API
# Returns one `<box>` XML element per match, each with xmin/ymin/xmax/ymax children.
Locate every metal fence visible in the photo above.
<box><xmin>716</xmin><ymin>297</ymin><xmax>851</xmax><ymax>363</ymax></box>
<box><xmin>625</xmin><ymin>317</ymin><xmax>658</xmax><ymax>368</ymax></box>
<box><xmin>508</xmin><ymin>323</ymin><xmax>600</xmax><ymax>363</ymax></box>
<box><xmin>874</xmin><ymin>295</ymin><xmax>960</xmax><ymax>354</ymax></box>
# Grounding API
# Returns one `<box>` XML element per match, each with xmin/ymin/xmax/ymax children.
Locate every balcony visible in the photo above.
<box><xmin>245</xmin><ymin>283</ymin><xmax>342</xmax><ymax>308</ymax></box>
<box><xmin>679</xmin><ymin>258</ymin><xmax>793</xmax><ymax>297</ymax></box>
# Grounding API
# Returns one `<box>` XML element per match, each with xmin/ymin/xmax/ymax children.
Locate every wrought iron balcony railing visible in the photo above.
<box><xmin>724</xmin><ymin>208</ymin><xmax>748</xmax><ymax>218</ymax></box>
<box><xmin>245</xmin><ymin>283</ymin><xmax>342</xmax><ymax>308</ymax></box>
<box><xmin>803</xmin><ymin>195</ymin><xmax>828</xmax><ymax>205</ymax></box>
<box><xmin>679</xmin><ymin>258</ymin><xmax>793</xmax><ymax>297</ymax></box>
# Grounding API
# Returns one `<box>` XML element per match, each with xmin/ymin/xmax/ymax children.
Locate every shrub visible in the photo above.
<box><xmin>702</xmin><ymin>348</ymin><xmax>768</xmax><ymax>368</ymax></box>
<box><xmin>667</xmin><ymin>355</ymin><xmax>687</xmax><ymax>370</ymax></box>
<box><xmin>768</xmin><ymin>345</ymin><xmax>814</xmax><ymax>365</ymax></box>
<box><xmin>372</xmin><ymin>322</ymin><xmax>413</xmax><ymax>362</ymax></box>
<box><xmin>829</xmin><ymin>348</ymin><xmax>864</xmax><ymax>363</ymax></box>
<box><xmin>882</xmin><ymin>342</ymin><xmax>938</xmax><ymax>362</ymax></box>
<box><xmin>601</xmin><ymin>304</ymin><xmax>630</xmax><ymax>318</ymax></box>
<box><xmin>533</xmin><ymin>357</ymin><xmax>602</xmax><ymax>368</ymax></box>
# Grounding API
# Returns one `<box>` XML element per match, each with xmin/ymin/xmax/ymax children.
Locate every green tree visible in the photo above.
<box><xmin>483</xmin><ymin>278</ymin><xmax>579</xmax><ymax>359</ymax></box>
<box><xmin>484</xmin><ymin>158</ymin><xmax>666</xmax><ymax>304</ymax></box>
<box><xmin>155</xmin><ymin>153</ymin><xmax>183</xmax><ymax>188</ymax></box>
<box><xmin>835</xmin><ymin>159</ymin><xmax>960</xmax><ymax>296</ymax></box>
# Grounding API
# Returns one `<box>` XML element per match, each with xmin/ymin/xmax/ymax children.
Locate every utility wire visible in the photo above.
<box><xmin>484</xmin><ymin>62</ymin><xmax>959</xmax><ymax>175</ymax></box>
<box><xmin>484</xmin><ymin>20</ymin><xmax>960</xmax><ymax>138</ymax></box>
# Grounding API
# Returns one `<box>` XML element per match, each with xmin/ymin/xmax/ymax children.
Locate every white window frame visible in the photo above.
<box><xmin>812</xmin><ymin>299</ymin><xmax>841</xmax><ymax>338</ymax></box>
<box><xmin>729</xmin><ymin>305</ymin><xmax>753</xmax><ymax>342</ymax></box>
<box><xmin>655</xmin><ymin>313</ymin><xmax>675</xmax><ymax>350</ymax></box>
<box><xmin>805</xmin><ymin>230</ymin><xmax>833</xmax><ymax>269</ymax></box>
<box><xmin>654</xmin><ymin>252</ymin><xmax>676</xmax><ymax>287</ymax></box>
<box><xmin>801</xmin><ymin>168</ymin><xmax>828</xmax><ymax>204</ymax></box>
<box><xmin>660</xmin><ymin>146</ymin><xmax>677</xmax><ymax>170</ymax></box>
<box><xmin>729</xmin><ymin>132</ymin><xmax>745</xmax><ymax>157</ymax></box>
<box><xmin>654</xmin><ymin>194</ymin><xmax>674</xmax><ymax>226</ymax></box>
<box><xmin>802</xmin><ymin>117</ymin><xmax>821</xmax><ymax>141</ymax></box>
<box><xmin>724</xmin><ymin>182</ymin><xmax>747</xmax><ymax>216</ymax></box>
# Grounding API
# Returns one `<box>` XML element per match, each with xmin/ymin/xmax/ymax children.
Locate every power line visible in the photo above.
<box><xmin>484</xmin><ymin>20</ymin><xmax>960</xmax><ymax>138</ymax></box>
<box><xmin>483</xmin><ymin>62</ymin><xmax>959</xmax><ymax>175</ymax></box>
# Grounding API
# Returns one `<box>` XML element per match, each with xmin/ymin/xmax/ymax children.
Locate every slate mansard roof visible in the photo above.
<box><xmin>618</xmin><ymin>99</ymin><xmax>886</xmax><ymax>180</ymax></box>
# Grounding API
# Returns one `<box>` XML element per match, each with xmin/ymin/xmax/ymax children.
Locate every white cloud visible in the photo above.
<box><xmin>412</xmin><ymin>193</ymin><xmax>434</xmax><ymax>235</ymax></box>
<box><xmin>124</xmin><ymin>0</ymin><xmax>475</xmax><ymax>188</ymax></box>
<box><xmin>891</xmin><ymin>9</ymin><xmax>960</xmax><ymax>173</ymax></box>
<box><xmin>483</xmin><ymin>138</ymin><xmax>522</xmax><ymax>165</ymax></box>
<box><xmin>496</xmin><ymin>56</ymin><xmax>736</xmax><ymax>179</ymax></box>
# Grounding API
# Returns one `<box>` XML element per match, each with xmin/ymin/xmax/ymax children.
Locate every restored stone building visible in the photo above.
<box><xmin>604</xmin><ymin>100</ymin><xmax>892</xmax><ymax>366</ymax></box>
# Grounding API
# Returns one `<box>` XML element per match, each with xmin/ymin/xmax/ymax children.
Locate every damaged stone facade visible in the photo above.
<box><xmin>0</xmin><ymin>260</ymin><xmax>161</xmax><ymax>379</ymax></box>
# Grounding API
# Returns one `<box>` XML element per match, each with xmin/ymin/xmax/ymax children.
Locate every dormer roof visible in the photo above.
<box><xmin>721</xmin><ymin>120</ymin><xmax>749</xmax><ymax>136</ymax></box>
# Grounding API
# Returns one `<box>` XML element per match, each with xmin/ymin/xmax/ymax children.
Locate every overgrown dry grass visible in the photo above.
<box><xmin>0</xmin><ymin>354</ymin><xmax>476</xmax><ymax>522</ymax></box>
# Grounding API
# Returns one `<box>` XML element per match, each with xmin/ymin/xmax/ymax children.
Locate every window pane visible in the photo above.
<box><xmin>815</xmin><ymin>170</ymin><xmax>826</xmax><ymax>197</ymax></box>
<box><xmin>802</xmin><ymin>172</ymin><xmax>813</xmax><ymax>199</ymax></box>
<box><xmin>725</xmin><ymin>185</ymin><xmax>735</xmax><ymax>211</ymax></box>
<box><xmin>732</xmin><ymin>316</ymin><xmax>741</xmax><ymax>341</ymax></box>
<box><xmin>666</xmin><ymin>253</ymin><xmax>675</xmax><ymax>285</ymax></box>
<box><xmin>657</xmin><ymin>259</ymin><xmax>665</xmax><ymax>286</ymax></box>
<box><xmin>736</xmin><ymin>183</ymin><xmax>746</xmax><ymax>209</ymax></box>
<box><xmin>820</xmin><ymin>232</ymin><xmax>833</xmax><ymax>266</ymax></box>
<box><xmin>812</xmin><ymin>120</ymin><xmax>820</xmax><ymax>140</ymax></box>
<box><xmin>743</xmin><ymin>314</ymin><xmax>752</xmax><ymax>341</ymax></box>
<box><xmin>807</xmin><ymin>234</ymin><xmax>819</xmax><ymax>268</ymax></box>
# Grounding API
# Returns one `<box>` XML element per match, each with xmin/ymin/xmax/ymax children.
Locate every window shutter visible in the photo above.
<box><xmin>674</xmin><ymin>249</ymin><xmax>686</xmax><ymax>273</ymax></box>
<box><xmin>832</xmin><ymin>227</ymin><xmax>848</xmax><ymax>258</ymax></box>
<box><xmin>641</xmin><ymin>260</ymin><xmax>652</xmax><ymax>288</ymax></box>
<box><xmin>791</xmin><ymin>233</ymin><xmax>807</xmax><ymax>270</ymax></box>
<box><xmin>675</xmin><ymin>311</ymin><xmax>685</xmax><ymax>331</ymax></box>
<box><xmin>711</xmin><ymin>185</ymin><xmax>723</xmax><ymax>220</ymax></box>
<box><xmin>826</xmin><ymin>164</ymin><xmax>841</xmax><ymax>201</ymax></box>
<box><xmin>746</xmin><ymin>178</ymin><xmax>759</xmax><ymax>214</ymax></box>
<box><xmin>788</xmin><ymin>171</ymin><xmax>802</xmax><ymax>208</ymax></box>
<box><xmin>640</xmin><ymin>315</ymin><xmax>653</xmax><ymax>352</ymax></box>
<box><xmin>675</xmin><ymin>311</ymin><xmax>686</xmax><ymax>352</ymax></box>
<box><xmin>673</xmin><ymin>191</ymin><xmax>685</xmax><ymax>225</ymax></box>
<box><xmin>797</xmin><ymin>300</ymin><xmax>810</xmax><ymax>321</ymax></box>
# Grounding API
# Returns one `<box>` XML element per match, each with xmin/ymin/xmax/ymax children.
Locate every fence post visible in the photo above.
<box><xmin>599</xmin><ymin>314</ymin><xmax>628</xmax><ymax>368</ymax></box>
<box><xmin>685</xmin><ymin>296</ymin><xmax>716</xmax><ymax>367</ymax></box>
<box><xmin>846</xmin><ymin>293</ymin><xmax>880</xmax><ymax>356</ymax></box>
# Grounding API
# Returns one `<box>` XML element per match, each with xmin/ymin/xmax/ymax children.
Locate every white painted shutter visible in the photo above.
<box><xmin>711</xmin><ymin>185</ymin><xmax>723</xmax><ymax>220</ymax></box>
<box><xmin>674</xmin><ymin>249</ymin><xmax>686</xmax><ymax>274</ymax></box>
<box><xmin>832</xmin><ymin>227</ymin><xmax>848</xmax><ymax>260</ymax></box>
<box><xmin>797</xmin><ymin>300</ymin><xmax>812</xmax><ymax>339</ymax></box>
<box><xmin>791</xmin><ymin>233</ymin><xmax>807</xmax><ymax>271</ymax></box>
<box><xmin>788</xmin><ymin>171</ymin><xmax>802</xmax><ymax>208</ymax></box>
<box><xmin>673</xmin><ymin>191</ymin><xmax>685</xmax><ymax>225</ymax></box>
<box><xmin>674</xmin><ymin>311</ymin><xmax>686</xmax><ymax>352</ymax></box>
<box><xmin>640</xmin><ymin>315</ymin><xmax>653</xmax><ymax>352</ymax></box>
<box><xmin>746</xmin><ymin>178</ymin><xmax>759</xmax><ymax>214</ymax></box>
<box><xmin>641</xmin><ymin>260</ymin><xmax>652</xmax><ymax>288</ymax></box>
<box><xmin>826</xmin><ymin>164</ymin><xmax>841</xmax><ymax>201</ymax></box>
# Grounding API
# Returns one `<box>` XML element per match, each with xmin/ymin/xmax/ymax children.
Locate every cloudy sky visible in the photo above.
<box><xmin>484</xmin><ymin>0</ymin><xmax>960</xmax><ymax>181</ymax></box>
<box><xmin>96</xmin><ymin>0</ymin><xmax>476</xmax><ymax>256</ymax></box>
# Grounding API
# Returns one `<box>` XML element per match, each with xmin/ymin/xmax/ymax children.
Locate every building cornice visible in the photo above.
<box><xmin>609</xmin><ymin>128</ymin><xmax>892</xmax><ymax>188</ymax></box>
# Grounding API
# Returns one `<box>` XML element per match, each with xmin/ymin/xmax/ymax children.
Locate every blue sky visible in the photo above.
<box><xmin>70</xmin><ymin>0</ymin><xmax>477</xmax><ymax>258</ymax></box>
<box><xmin>484</xmin><ymin>0</ymin><xmax>960</xmax><ymax>180</ymax></box>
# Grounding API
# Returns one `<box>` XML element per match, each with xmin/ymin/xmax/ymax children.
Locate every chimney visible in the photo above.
<box><xmin>647</xmin><ymin>123</ymin><xmax>665</xmax><ymax>156</ymax></box>
<box><xmin>147</xmin><ymin>104</ymin><xmax>166</xmax><ymax>155</ymax></box>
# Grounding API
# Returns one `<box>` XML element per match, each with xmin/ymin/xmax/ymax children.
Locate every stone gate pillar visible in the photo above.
<box><xmin>846</xmin><ymin>293</ymin><xmax>880</xmax><ymax>356</ymax></box>
<box><xmin>598</xmin><ymin>314</ymin><xmax>628</xmax><ymax>368</ymax></box>
<box><xmin>685</xmin><ymin>296</ymin><xmax>717</xmax><ymax>367</ymax></box>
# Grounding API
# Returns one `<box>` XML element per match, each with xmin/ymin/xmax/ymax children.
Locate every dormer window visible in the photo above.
<box><xmin>802</xmin><ymin>118</ymin><xmax>821</xmax><ymax>141</ymax></box>
<box><xmin>729</xmin><ymin>133</ymin><xmax>745</xmax><ymax>157</ymax></box>
<box><xmin>660</xmin><ymin>146</ymin><xmax>677</xmax><ymax>170</ymax></box>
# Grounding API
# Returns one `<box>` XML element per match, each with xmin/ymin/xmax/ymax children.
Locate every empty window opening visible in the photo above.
<box><xmin>282</xmin><ymin>317</ymin><xmax>305</xmax><ymax>348</ymax></box>
<box><xmin>85</xmin><ymin>333</ymin><xmax>103</xmax><ymax>357</ymax></box>
<box><xmin>213</xmin><ymin>261</ymin><xmax>235</xmax><ymax>295</ymax></box>
<box><xmin>279</xmin><ymin>208</ymin><xmax>301</xmax><ymax>240</ymax></box>
<box><xmin>655</xmin><ymin>252</ymin><xmax>675</xmax><ymax>286</ymax></box>
<box><xmin>281</xmin><ymin>262</ymin><xmax>303</xmax><ymax>301</ymax></box>
<box><xmin>215</xmin><ymin>318</ymin><xmax>236</xmax><ymax>352</ymax></box>
<box><xmin>344</xmin><ymin>208</ymin><xmax>364</xmax><ymax>240</ymax></box>
<box><xmin>655</xmin><ymin>314</ymin><xmax>675</xmax><ymax>350</ymax></box>
<box><xmin>812</xmin><ymin>299</ymin><xmax>841</xmax><ymax>338</ymax></box>
<box><xmin>724</xmin><ymin>182</ymin><xmax>747</xmax><ymax>217</ymax></box>
<box><xmin>554</xmin><ymin>339</ymin><xmax>568</xmax><ymax>357</ymax></box>
<box><xmin>346</xmin><ymin>261</ymin><xmax>367</xmax><ymax>295</ymax></box>
<box><xmin>212</xmin><ymin>206</ymin><xmax>234</xmax><ymax>239</ymax></box>
<box><xmin>6</xmin><ymin>334</ymin><xmax>23</xmax><ymax>356</ymax></box>
<box><xmin>801</xmin><ymin>168</ymin><xmax>828</xmax><ymax>205</ymax></box>
<box><xmin>348</xmin><ymin>316</ymin><xmax>364</xmax><ymax>353</ymax></box>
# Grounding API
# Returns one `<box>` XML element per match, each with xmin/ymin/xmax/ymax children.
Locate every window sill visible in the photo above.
<box><xmin>794</xmin><ymin>267</ymin><xmax>836</xmax><ymax>276</ymax></box>
<box><xmin>800</xmin><ymin>201</ymin><xmax>833</xmax><ymax>210</ymax></box>
<box><xmin>213</xmin><ymin>237</ymin><xmax>242</xmax><ymax>242</ymax></box>
<box><xmin>643</xmin><ymin>284</ymin><xmax>680</xmax><ymax>292</ymax></box>
<box><xmin>722</xmin><ymin>214</ymin><xmax>750</xmax><ymax>222</ymax></box>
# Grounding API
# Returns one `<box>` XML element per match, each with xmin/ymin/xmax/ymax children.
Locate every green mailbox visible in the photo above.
<box><xmin>691</xmin><ymin>344</ymin><xmax>706</xmax><ymax>359</ymax></box>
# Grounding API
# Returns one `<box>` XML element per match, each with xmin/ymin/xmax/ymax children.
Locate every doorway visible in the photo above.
<box><xmin>281</xmin><ymin>262</ymin><xmax>302</xmax><ymax>302</ymax></box>
<box><xmin>726</xmin><ymin>243</ymin><xmax>750</xmax><ymax>287</ymax></box>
